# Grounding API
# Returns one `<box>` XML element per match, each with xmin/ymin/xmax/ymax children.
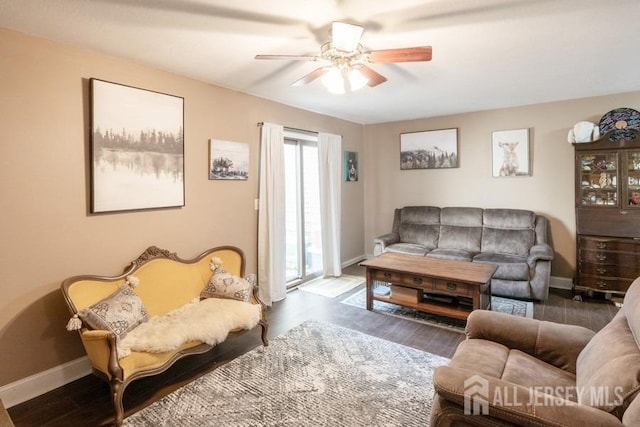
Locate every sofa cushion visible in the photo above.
<box><xmin>400</xmin><ymin>206</ymin><xmax>441</xmax><ymax>224</ymax></box>
<box><xmin>78</xmin><ymin>285</ymin><xmax>149</xmax><ymax>341</ymax></box>
<box><xmin>473</xmin><ymin>253</ymin><xmax>529</xmax><ymax>280</ymax></box>
<box><xmin>397</xmin><ymin>206</ymin><xmax>440</xmax><ymax>249</ymax></box>
<box><xmin>437</xmin><ymin>207</ymin><xmax>483</xmax><ymax>252</ymax></box>
<box><xmin>426</xmin><ymin>248</ymin><xmax>475</xmax><ymax>262</ymax></box>
<box><xmin>385</xmin><ymin>242</ymin><xmax>429</xmax><ymax>256</ymax></box>
<box><xmin>481</xmin><ymin>209</ymin><xmax>536</xmax><ymax>256</ymax></box>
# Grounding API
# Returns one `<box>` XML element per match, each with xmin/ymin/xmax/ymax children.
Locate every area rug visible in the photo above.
<box><xmin>123</xmin><ymin>320</ymin><xmax>449</xmax><ymax>426</ymax></box>
<box><xmin>298</xmin><ymin>274</ymin><xmax>365</xmax><ymax>298</ymax></box>
<box><xmin>341</xmin><ymin>285</ymin><xmax>534</xmax><ymax>330</ymax></box>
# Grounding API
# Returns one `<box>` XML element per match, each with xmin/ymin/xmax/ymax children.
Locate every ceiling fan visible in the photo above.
<box><xmin>255</xmin><ymin>22</ymin><xmax>432</xmax><ymax>94</ymax></box>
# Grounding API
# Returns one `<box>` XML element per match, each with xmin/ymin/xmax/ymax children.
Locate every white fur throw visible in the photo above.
<box><xmin>117</xmin><ymin>298</ymin><xmax>262</xmax><ymax>358</ymax></box>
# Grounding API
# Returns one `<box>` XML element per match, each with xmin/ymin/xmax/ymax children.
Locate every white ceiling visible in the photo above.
<box><xmin>1</xmin><ymin>0</ymin><xmax>639</xmax><ymax>124</ymax></box>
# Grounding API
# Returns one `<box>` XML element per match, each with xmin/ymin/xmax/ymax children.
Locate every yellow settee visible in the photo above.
<box><xmin>61</xmin><ymin>245</ymin><xmax>268</xmax><ymax>426</ymax></box>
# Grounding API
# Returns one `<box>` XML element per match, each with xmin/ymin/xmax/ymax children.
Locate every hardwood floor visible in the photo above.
<box><xmin>8</xmin><ymin>264</ymin><xmax>617</xmax><ymax>426</ymax></box>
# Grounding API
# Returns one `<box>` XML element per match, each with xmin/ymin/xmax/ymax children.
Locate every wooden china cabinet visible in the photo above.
<box><xmin>574</xmin><ymin>129</ymin><xmax>640</xmax><ymax>298</ymax></box>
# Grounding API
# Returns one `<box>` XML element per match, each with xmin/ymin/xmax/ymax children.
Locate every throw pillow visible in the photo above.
<box><xmin>76</xmin><ymin>283</ymin><xmax>148</xmax><ymax>341</ymax></box>
<box><xmin>200</xmin><ymin>257</ymin><xmax>253</xmax><ymax>302</ymax></box>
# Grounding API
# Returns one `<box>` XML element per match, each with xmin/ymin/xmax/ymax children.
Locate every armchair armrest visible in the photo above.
<box><xmin>465</xmin><ymin>310</ymin><xmax>595</xmax><ymax>373</ymax></box>
<box><xmin>80</xmin><ymin>329</ymin><xmax>122</xmax><ymax>379</ymax></box>
<box><xmin>527</xmin><ymin>243</ymin><xmax>554</xmax><ymax>267</ymax></box>
<box><xmin>433</xmin><ymin>367</ymin><xmax>622</xmax><ymax>427</ymax></box>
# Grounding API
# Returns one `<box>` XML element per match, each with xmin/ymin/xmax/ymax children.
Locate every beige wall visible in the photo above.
<box><xmin>0</xmin><ymin>28</ymin><xmax>364</xmax><ymax>386</ymax></box>
<box><xmin>363</xmin><ymin>92</ymin><xmax>640</xmax><ymax>278</ymax></box>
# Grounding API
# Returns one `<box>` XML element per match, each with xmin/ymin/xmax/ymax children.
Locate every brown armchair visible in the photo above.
<box><xmin>430</xmin><ymin>277</ymin><xmax>640</xmax><ymax>426</ymax></box>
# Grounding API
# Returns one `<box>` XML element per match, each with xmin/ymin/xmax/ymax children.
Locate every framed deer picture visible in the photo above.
<box><xmin>492</xmin><ymin>128</ymin><xmax>530</xmax><ymax>177</ymax></box>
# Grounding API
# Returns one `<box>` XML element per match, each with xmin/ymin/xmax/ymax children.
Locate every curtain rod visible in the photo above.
<box><xmin>257</xmin><ymin>122</ymin><xmax>317</xmax><ymax>136</ymax></box>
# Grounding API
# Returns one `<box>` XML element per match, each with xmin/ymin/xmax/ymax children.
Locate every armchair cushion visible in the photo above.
<box><xmin>465</xmin><ymin>310</ymin><xmax>595</xmax><ymax>373</ymax></box>
<box><xmin>576</xmin><ymin>312</ymin><xmax>640</xmax><ymax>413</ymax></box>
<box><xmin>433</xmin><ymin>367</ymin><xmax>624</xmax><ymax>427</ymax></box>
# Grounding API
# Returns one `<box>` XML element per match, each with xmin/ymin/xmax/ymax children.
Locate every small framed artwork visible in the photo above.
<box><xmin>344</xmin><ymin>151</ymin><xmax>358</xmax><ymax>182</ymax></box>
<box><xmin>400</xmin><ymin>128</ymin><xmax>458</xmax><ymax>170</ymax></box>
<box><xmin>492</xmin><ymin>128</ymin><xmax>530</xmax><ymax>177</ymax></box>
<box><xmin>90</xmin><ymin>78</ymin><xmax>184</xmax><ymax>213</ymax></box>
<box><xmin>209</xmin><ymin>139</ymin><xmax>249</xmax><ymax>180</ymax></box>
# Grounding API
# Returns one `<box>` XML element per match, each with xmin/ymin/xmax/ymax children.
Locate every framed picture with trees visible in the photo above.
<box><xmin>400</xmin><ymin>128</ymin><xmax>458</xmax><ymax>170</ymax></box>
<box><xmin>208</xmin><ymin>139</ymin><xmax>249</xmax><ymax>180</ymax></box>
<box><xmin>90</xmin><ymin>78</ymin><xmax>184</xmax><ymax>213</ymax></box>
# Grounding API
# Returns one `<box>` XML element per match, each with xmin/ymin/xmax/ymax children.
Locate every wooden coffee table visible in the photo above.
<box><xmin>360</xmin><ymin>252</ymin><xmax>497</xmax><ymax>320</ymax></box>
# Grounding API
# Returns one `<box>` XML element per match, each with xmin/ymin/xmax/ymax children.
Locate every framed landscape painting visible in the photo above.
<box><xmin>400</xmin><ymin>128</ymin><xmax>458</xmax><ymax>170</ymax></box>
<box><xmin>90</xmin><ymin>79</ymin><xmax>184</xmax><ymax>213</ymax></box>
<box><xmin>209</xmin><ymin>139</ymin><xmax>249</xmax><ymax>180</ymax></box>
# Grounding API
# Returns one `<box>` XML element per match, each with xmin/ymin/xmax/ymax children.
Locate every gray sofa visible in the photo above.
<box><xmin>373</xmin><ymin>206</ymin><xmax>553</xmax><ymax>300</ymax></box>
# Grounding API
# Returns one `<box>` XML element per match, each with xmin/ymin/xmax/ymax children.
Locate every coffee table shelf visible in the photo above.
<box><xmin>373</xmin><ymin>293</ymin><xmax>474</xmax><ymax>320</ymax></box>
<box><xmin>361</xmin><ymin>253</ymin><xmax>497</xmax><ymax>321</ymax></box>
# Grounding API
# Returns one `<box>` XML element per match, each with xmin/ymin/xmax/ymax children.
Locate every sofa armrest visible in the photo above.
<box><xmin>527</xmin><ymin>243</ymin><xmax>554</xmax><ymax>267</ymax></box>
<box><xmin>465</xmin><ymin>310</ymin><xmax>595</xmax><ymax>373</ymax></box>
<box><xmin>80</xmin><ymin>329</ymin><xmax>121</xmax><ymax>379</ymax></box>
<box><xmin>373</xmin><ymin>232</ymin><xmax>400</xmax><ymax>255</ymax></box>
<box><xmin>433</xmin><ymin>367</ymin><xmax>623</xmax><ymax>427</ymax></box>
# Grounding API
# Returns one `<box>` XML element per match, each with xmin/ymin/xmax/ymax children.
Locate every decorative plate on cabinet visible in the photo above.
<box><xmin>599</xmin><ymin>108</ymin><xmax>640</xmax><ymax>141</ymax></box>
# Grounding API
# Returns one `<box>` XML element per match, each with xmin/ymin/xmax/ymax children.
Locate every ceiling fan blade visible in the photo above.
<box><xmin>331</xmin><ymin>22</ymin><xmax>364</xmax><ymax>52</ymax></box>
<box><xmin>356</xmin><ymin>65</ymin><xmax>388</xmax><ymax>87</ymax></box>
<box><xmin>367</xmin><ymin>46</ymin><xmax>432</xmax><ymax>63</ymax></box>
<box><xmin>255</xmin><ymin>54</ymin><xmax>319</xmax><ymax>61</ymax></box>
<box><xmin>291</xmin><ymin>67</ymin><xmax>330</xmax><ymax>87</ymax></box>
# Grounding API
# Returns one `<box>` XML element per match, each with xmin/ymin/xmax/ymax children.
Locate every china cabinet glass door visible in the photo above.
<box><xmin>578</xmin><ymin>152</ymin><xmax>618</xmax><ymax>206</ymax></box>
<box><xmin>626</xmin><ymin>150</ymin><xmax>640</xmax><ymax>208</ymax></box>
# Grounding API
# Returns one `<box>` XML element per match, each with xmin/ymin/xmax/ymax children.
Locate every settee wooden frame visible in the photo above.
<box><xmin>61</xmin><ymin>245</ymin><xmax>268</xmax><ymax>426</ymax></box>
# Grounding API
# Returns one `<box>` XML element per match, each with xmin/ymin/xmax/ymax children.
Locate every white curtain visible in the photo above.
<box><xmin>257</xmin><ymin>123</ymin><xmax>286</xmax><ymax>305</ymax></box>
<box><xmin>318</xmin><ymin>132</ymin><xmax>342</xmax><ymax>277</ymax></box>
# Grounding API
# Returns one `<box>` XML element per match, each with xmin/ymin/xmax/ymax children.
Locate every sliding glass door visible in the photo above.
<box><xmin>284</xmin><ymin>138</ymin><xmax>323</xmax><ymax>286</ymax></box>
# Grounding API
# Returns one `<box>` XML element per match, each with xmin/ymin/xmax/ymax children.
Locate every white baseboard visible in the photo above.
<box><xmin>342</xmin><ymin>254</ymin><xmax>366</xmax><ymax>268</ymax></box>
<box><xmin>550</xmin><ymin>276</ymin><xmax>573</xmax><ymax>290</ymax></box>
<box><xmin>0</xmin><ymin>356</ymin><xmax>91</xmax><ymax>408</ymax></box>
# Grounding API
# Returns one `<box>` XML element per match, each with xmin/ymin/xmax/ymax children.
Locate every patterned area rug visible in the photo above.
<box><xmin>298</xmin><ymin>274</ymin><xmax>365</xmax><ymax>298</ymax></box>
<box><xmin>341</xmin><ymin>285</ymin><xmax>533</xmax><ymax>330</ymax></box>
<box><xmin>124</xmin><ymin>320</ymin><xmax>449</xmax><ymax>426</ymax></box>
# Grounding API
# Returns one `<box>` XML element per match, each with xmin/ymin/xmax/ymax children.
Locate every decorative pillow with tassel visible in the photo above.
<box><xmin>66</xmin><ymin>275</ymin><xmax>148</xmax><ymax>341</ymax></box>
<box><xmin>200</xmin><ymin>257</ymin><xmax>254</xmax><ymax>302</ymax></box>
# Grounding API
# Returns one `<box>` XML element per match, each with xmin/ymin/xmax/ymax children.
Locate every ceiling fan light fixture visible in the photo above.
<box><xmin>348</xmin><ymin>68</ymin><xmax>368</xmax><ymax>91</ymax></box>
<box><xmin>321</xmin><ymin>66</ymin><xmax>369</xmax><ymax>94</ymax></box>
<box><xmin>321</xmin><ymin>67</ymin><xmax>346</xmax><ymax>94</ymax></box>
<box><xmin>331</xmin><ymin>22</ymin><xmax>364</xmax><ymax>52</ymax></box>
